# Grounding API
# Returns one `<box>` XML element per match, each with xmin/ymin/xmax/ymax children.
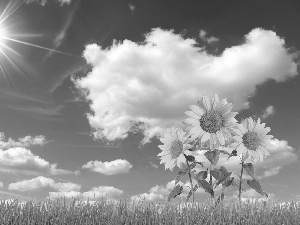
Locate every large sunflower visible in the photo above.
<box><xmin>158</xmin><ymin>126</ymin><xmax>192</xmax><ymax>171</ymax></box>
<box><xmin>232</xmin><ymin>117</ymin><xmax>274</xmax><ymax>163</ymax></box>
<box><xmin>183</xmin><ymin>94</ymin><xmax>238</xmax><ymax>150</ymax></box>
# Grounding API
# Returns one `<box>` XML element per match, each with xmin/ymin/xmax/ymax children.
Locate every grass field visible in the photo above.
<box><xmin>0</xmin><ymin>196</ymin><xmax>299</xmax><ymax>224</ymax></box>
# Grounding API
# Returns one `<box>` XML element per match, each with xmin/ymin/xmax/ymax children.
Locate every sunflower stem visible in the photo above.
<box><xmin>209</xmin><ymin>164</ymin><xmax>213</xmax><ymax>198</ymax></box>
<box><xmin>186</xmin><ymin>158</ymin><xmax>194</xmax><ymax>203</ymax></box>
<box><xmin>238</xmin><ymin>160</ymin><xmax>244</xmax><ymax>200</ymax></box>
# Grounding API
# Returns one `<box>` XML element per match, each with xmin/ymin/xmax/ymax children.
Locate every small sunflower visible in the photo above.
<box><xmin>232</xmin><ymin>117</ymin><xmax>274</xmax><ymax>163</ymax></box>
<box><xmin>183</xmin><ymin>94</ymin><xmax>238</xmax><ymax>150</ymax></box>
<box><xmin>158</xmin><ymin>126</ymin><xmax>192</xmax><ymax>171</ymax></box>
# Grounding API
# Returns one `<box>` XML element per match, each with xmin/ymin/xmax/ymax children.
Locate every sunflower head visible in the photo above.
<box><xmin>157</xmin><ymin>126</ymin><xmax>192</xmax><ymax>171</ymax></box>
<box><xmin>234</xmin><ymin>117</ymin><xmax>274</xmax><ymax>163</ymax></box>
<box><xmin>184</xmin><ymin>94</ymin><xmax>238</xmax><ymax>150</ymax></box>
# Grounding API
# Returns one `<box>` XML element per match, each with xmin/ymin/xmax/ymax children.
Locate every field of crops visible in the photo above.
<box><xmin>0</xmin><ymin>197</ymin><xmax>299</xmax><ymax>224</ymax></box>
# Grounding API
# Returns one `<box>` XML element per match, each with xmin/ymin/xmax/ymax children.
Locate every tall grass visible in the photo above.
<box><xmin>0</xmin><ymin>197</ymin><xmax>299</xmax><ymax>224</ymax></box>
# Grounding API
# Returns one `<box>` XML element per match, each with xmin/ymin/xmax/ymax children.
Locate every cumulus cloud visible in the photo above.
<box><xmin>8</xmin><ymin>176</ymin><xmax>81</xmax><ymax>192</ymax></box>
<box><xmin>82</xmin><ymin>159</ymin><xmax>132</xmax><ymax>175</ymax></box>
<box><xmin>25</xmin><ymin>0</ymin><xmax>71</xmax><ymax>6</ymax></box>
<box><xmin>74</xmin><ymin>28</ymin><xmax>298</xmax><ymax>145</ymax></box>
<box><xmin>199</xmin><ymin>30</ymin><xmax>219</xmax><ymax>44</ymax></box>
<box><xmin>0</xmin><ymin>147</ymin><xmax>76</xmax><ymax>176</ymax></box>
<box><xmin>0</xmin><ymin>133</ymin><xmax>47</xmax><ymax>150</ymax></box>
<box><xmin>261</xmin><ymin>105</ymin><xmax>275</xmax><ymax>119</ymax></box>
<box><xmin>49</xmin><ymin>186</ymin><xmax>123</xmax><ymax>200</ymax></box>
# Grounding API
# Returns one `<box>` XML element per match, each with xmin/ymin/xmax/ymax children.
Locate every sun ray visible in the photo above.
<box><xmin>3</xmin><ymin>37</ymin><xmax>79</xmax><ymax>57</ymax></box>
<box><xmin>0</xmin><ymin>1</ymin><xmax>79</xmax><ymax>86</ymax></box>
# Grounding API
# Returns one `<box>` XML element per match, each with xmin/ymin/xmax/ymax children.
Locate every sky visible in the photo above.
<box><xmin>0</xmin><ymin>0</ymin><xmax>299</xmax><ymax>205</ymax></box>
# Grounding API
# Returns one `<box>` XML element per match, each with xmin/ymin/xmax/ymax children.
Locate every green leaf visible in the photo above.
<box><xmin>210</xmin><ymin>168</ymin><xmax>222</xmax><ymax>180</ymax></box>
<box><xmin>204</xmin><ymin>150</ymin><xmax>220</xmax><ymax>165</ymax></box>
<box><xmin>197</xmin><ymin>180</ymin><xmax>214</xmax><ymax>197</ymax></box>
<box><xmin>186</xmin><ymin>185</ymin><xmax>198</xmax><ymax>202</ymax></box>
<box><xmin>168</xmin><ymin>184</ymin><xmax>183</xmax><ymax>202</ymax></box>
<box><xmin>222</xmin><ymin>177</ymin><xmax>234</xmax><ymax>188</ymax></box>
<box><xmin>219</xmin><ymin>166</ymin><xmax>229</xmax><ymax>175</ymax></box>
<box><xmin>175</xmin><ymin>168</ymin><xmax>188</xmax><ymax>185</ymax></box>
<box><xmin>243</xmin><ymin>163</ymin><xmax>255</xmax><ymax>178</ymax></box>
<box><xmin>196</xmin><ymin>161</ymin><xmax>204</xmax><ymax>167</ymax></box>
<box><xmin>184</xmin><ymin>154</ymin><xmax>195</xmax><ymax>162</ymax></box>
<box><xmin>219</xmin><ymin>150</ymin><xmax>230</xmax><ymax>156</ymax></box>
<box><xmin>194</xmin><ymin>170</ymin><xmax>208</xmax><ymax>181</ymax></box>
<box><xmin>175</xmin><ymin>162</ymin><xmax>197</xmax><ymax>185</ymax></box>
<box><xmin>215</xmin><ymin>172</ymin><xmax>232</xmax><ymax>187</ymax></box>
<box><xmin>247</xmin><ymin>179</ymin><xmax>268</xmax><ymax>197</ymax></box>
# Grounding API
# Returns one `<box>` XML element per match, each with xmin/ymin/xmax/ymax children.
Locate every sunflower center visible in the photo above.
<box><xmin>199</xmin><ymin>111</ymin><xmax>223</xmax><ymax>133</ymax></box>
<box><xmin>242</xmin><ymin>131</ymin><xmax>260</xmax><ymax>151</ymax></box>
<box><xmin>170</xmin><ymin>140</ymin><xmax>183</xmax><ymax>159</ymax></box>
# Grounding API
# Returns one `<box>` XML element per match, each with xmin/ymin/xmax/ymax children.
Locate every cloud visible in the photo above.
<box><xmin>0</xmin><ymin>182</ymin><xmax>3</xmax><ymax>188</ymax></box>
<box><xmin>74</xmin><ymin>28</ymin><xmax>298</xmax><ymax>145</ymax></box>
<box><xmin>49</xmin><ymin>186</ymin><xmax>123</xmax><ymax>200</ymax></box>
<box><xmin>8</xmin><ymin>176</ymin><xmax>81</xmax><ymax>192</ymax></box>
<box><xmin>46</xmin><ymin>0</ymin><xmax>81</xmax><ymax>59</ymax></box>
<box><xmin>261</xmin><ymin>105</ymin><xmax>275</xmax><ymax>119</ymax></box>
<box><xmin>0</xmin><ymin>133</ymin><xmax>47</xmax><ymax>150</ymax></box>
<box><xmin>128</xmin><ymin>3</ymin><xmax>135</xmax><ymax>14</ymax></box>
<box><xmin>25</xmin><ymin>0</ymin><xmax>72</xmax><ymax>6</ymax></box>
<box><xmin>199</xmin><ymin>30</ymin><xmax>219</xmax><ymax>44</ymax></box>
<box><xmin>82</xmin><ymin>159</ymin><xmax>132</xmax><ymax>175</ymax></box>
<box><xmin>0</xmin><ymin>147</ymin><xmax>76</xmax><ymax>176</ymax></box>
<box><xmin>149</xmin><ymin>161</ymin><xmax>158</xmax><ymax>169</ymax></box>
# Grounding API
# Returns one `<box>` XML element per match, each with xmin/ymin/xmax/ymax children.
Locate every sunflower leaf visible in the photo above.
<box><xmin>204</xmin><ymin>150</ymin><xmax>220</xmax><ymax>165</ymax></box>
<box><xmin>247</xmin><ymin>179</ymin><xmax>268</xmax><ymax>197</ymax></box>
<box><xmin>175</xmin><ymin>162</ymin><xmax>197</xmax><ymax>185</ymax></box>
<box><xmin>197</xmin><ymin>180</ymin><xmax>214</xmax><ymax>197</ymax></box>
<box><xmin>168</xmin><ymin>184</ymin><xmax>183</xmax><ymax>202</ymax></box>
<box><xmin>219</xmin><ymin>150</ymin><xmax>230</xmax><ymax>156</ymax></box>
<box><xmin>210</xmin><ymin>168</ymin><xmax>222</xmax><ymax>180</ymax></box>
<box><xmin>215</xmin><ymin>172</ymin><xmax>232</xmax><ymax>187</ymax></box>
<box><xmin>194</xmin><ymin>170</ymin><xmax>208</xmax><ymax>181</ymax></box>
<box><xmin>219</xmin><ymin>166</ymin><xmax>229</xmax><ymax>175</ymax></box>
<box><xmin>175</xmin><ymin>168</ymin><xmax>188</xmax><ymax>185</ymax></box>
<box><xmin>184</xmin><ymin>154</ymin><xmax>195</xmax><ymax>162</ymax></box>
<box><xmin>243</xmin><ymin>163</ymin><xmax>255</xmax><ymax>178</ymax></box>
<box><xmin>222</xmin><ymin>177</ymin><xmax>234</xmax><ymax>188</ymax></box>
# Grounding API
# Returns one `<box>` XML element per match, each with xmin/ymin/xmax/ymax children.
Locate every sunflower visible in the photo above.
<box><xmin>157</xmin><ymin>126</ymin><xmax>192</xmax><ymax>171</ymax></box>
<box><xmin>232</xmin><ymin>117</ymin><xmax>274</xmax><ymax>163</ymax></box>
<box><xmin>183</xmin><ymin>94</ymin><xmax>238</xmax><ymax>150</ymax></box>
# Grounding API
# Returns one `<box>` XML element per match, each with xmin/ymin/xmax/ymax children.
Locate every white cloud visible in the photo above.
<box><xmin>149</xmin><ymin>161</ymin><xmax>158</xmax><ymax>169</ymax></box>
<box><xmin>0</xmin><ymin>147</ymin><xmax>76</xmax><ymax>176</ymax></box>
<box><xmin>8</xmin><ymin>176</ymin><xmax>81</xmax><ymax>192</ymax></box>
<box><xmin>82</xmin><ymin>159</ymin><xmax>132</xmax><ymax>175</ymax></box>
<box><xmin>49</xmin><ymin>186</ymin><xmax>123</xmax><ymax>200</ymax></box>
<box><xmin>131</xmin><ymin>193</ymin><xmax>165</xmax><ymax>202</ymax></box>
<box><xmin>25</xmin><ymin>0</ymin><xmax>72</xmax><ymax>6</ymax></box>
<box><xmin>199</xmin><ymin>30</ymin><xmax>219</xmax><ymax>44</ymax></box>
<box><xmin>0</xmin><ymin>133</ymin><xmax>47</xmax><ymax>150</ymax></box>
<box><xmin>74</xmin><ymin>28</ymin><xmax>298</xmax><ymax>145</ymax></box>
<box><xmin>261</xmin><ymin>105</ymin><xmax>275</xmax><ymax>119</ymax></box>
<box><xmin>0</xmin><ymin>182</ymin><xmax>3</xmax><ymax>188</ymax></box>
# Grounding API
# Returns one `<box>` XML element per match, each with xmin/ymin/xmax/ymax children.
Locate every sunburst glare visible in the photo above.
<box><xmin>0</xmin><ymin>0</ymin><xmax>78</xmax><ymax>87</ymax></box>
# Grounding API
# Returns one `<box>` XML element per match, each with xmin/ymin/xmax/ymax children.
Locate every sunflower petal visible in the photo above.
<box><xmin>189</xmin><ymin>105</ymin><xmax>204</xmax><ymax>116</ymax></box>
<box><xmin>185</xmin><ymin>111</ymin><xmax>201</xmax><ymax>119</ymax></box>
<box><xmin>202</xmin><ymin>96</ymin><xmax>211</xmax><ymax>112</ymax></box>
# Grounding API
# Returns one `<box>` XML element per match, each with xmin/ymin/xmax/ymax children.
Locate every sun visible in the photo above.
<box><xmin>0</xmin><ymin>1</ymin><xmax>78</xmax><ymax>86</ymax></box>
